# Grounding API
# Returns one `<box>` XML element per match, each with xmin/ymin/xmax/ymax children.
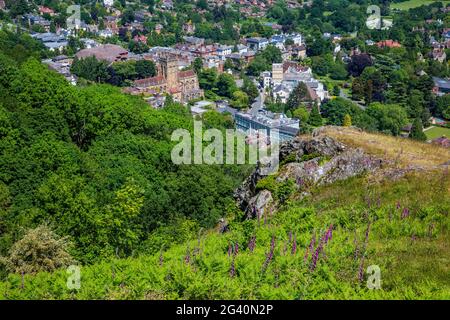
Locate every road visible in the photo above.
<box><xmin>339</xmin><ymin>89</ymin><xmax>366</xmax><ymax>110</ymax></box>
<box><xmin>249</xmin><ymin>89</ymin><xmax>265</xmax><ymax>116</ymax></box>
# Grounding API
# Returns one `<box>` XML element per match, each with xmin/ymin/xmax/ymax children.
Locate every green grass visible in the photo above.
<box><xmin>391</xmin><ymin>0</ymin><xmax>450</xmax><ymax>10</ymax></box>
<box><xmin>1</xmin><ymin>169</ymin><xmax>449</xmax><ymax>299</ymax></box>
<box><xmin>425</xmin><ymin>126</ymin><xmax>450</xmax><ymax>140</ymax></box>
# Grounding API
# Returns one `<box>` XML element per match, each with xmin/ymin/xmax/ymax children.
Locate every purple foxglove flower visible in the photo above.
<box><xmin>229</xmin><ymin>258</ymin><xmax>236</xmax><ymax>278</ymax></box>
<box><xmin>291</xmin><ymin>233</ymin><xmax>297</xmax><ymax>255</ymax></box>
<box><xmin>358</xmin><ymin>257</ymin><xmax>365</xmax><ymax>283</ymax></box>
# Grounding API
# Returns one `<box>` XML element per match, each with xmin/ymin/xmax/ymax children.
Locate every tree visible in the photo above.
<box><xmin>329</xmin><ymin>63</ymin><xmax>348</xmax><ymax>80</ymax></box>
<box><xmin>135</xmin><ymin>60</ymin><xmax>156</xmax><ymax>78</ymax></box>
<box><xmin>193</xmin><ymin>57</ymin><xmax>203</xmax><ymax>75</ymax></box>
<box><xmin>242</xmin><ymin>77</ymin><xmax>259</xmax><ymax>102</ymax></box>
<box><xmin>343</xmin><ymin>114</ymin><xmax>352</xmax><ymax>127</ymax></box>
<box><xmin>348</xmin><ymin>53</ymin><xmax>373</xmax><ymax>77</ymax></box>
<box><xmin>308</xmin><ymin>103</ymin><xmax>323</xmax><ymax>127</ymax></box>
<box><xmin>230</xmin><ymin>90</ymin><xmax>249</xmax><ymax>109</ymax></box>
<box><xmin>292</xmin><ymin>106</ymin><xmax>309</xmax><ymax>123</ymax></box>
<box><xmin>8</xmin><ymin>0</ymin><xmax>29</xmax><ymax>17</ymax></box>
<box><xmin>286</xmin><ymin>82</ymin><xmax>312</xmax><ymax>112</ymax></box>
<box><xmin>333</xmin><ymin>85</ymin><xmax>340</xmax><ymax>97</ymax></box>
<box><xmin>321</xmin><ymin>98</ymin><xmax>361</xmax><ymax>126</ymax></box>
<box><xmin>366</xmin><ymin>103</ymin><xmax>408</xmax><ymax>136</ymax></box>
<box><xmin>71</xmin><ymin>56</ymin><xmax>109</xmax><ymax>83</ymax></box>
<box><xmin>128</xmin><ymin>41</ymin><xmax>149</xmax><ymax>54</ymax></box>
<box><xmin>199</xmin><ymin>68</ymin><xmax>218</xmax><ymax>91</ymax></box>
<box><xmin>215</xmin><ymin>73</ymin><xmax>237</xmax><ymax>98</ymax></box>
<box><xmin>409</xmin><ymin>118</ymin><xmax>427</xmax><ymax>141</ymax></box>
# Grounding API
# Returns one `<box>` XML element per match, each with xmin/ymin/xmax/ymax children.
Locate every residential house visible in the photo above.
<box><xmin>376</xmin><ymin>40</ymin><xmax>401</xmax><ymax>49</ymax></box>
<box><xmin>291</xmin><ymin>44</ymin><xmax>307</xmax><ymax>59</ymax></box>
<box><xmin>39</xmin><ymin>6</ymin><xmax>55</xmax><ymax>16</ymax></box>
<box><xmin>246</xmin><ymin>37</ymin><xmax>269</xmax><ymax>51</ymax></box>
<box><xmin>32</xmin><ymin>32</ymin><xmax>68</xmax><ymax>52</ymax></box>
<box><xmin>155</xmin><ymin>24</ymin><xmax>163</xmax><ymax>34</ymax></box>
<box><xmin>432</xmin><ymin>48</ymin><xmax>447</xmax><ymax>63</ymax></box>
<box><xmin>23</xmin><ymin>14</ymin><xmax>51</xmax><ymax>32</ymax></box>
<box><xmin>236</xmin><ymin>44</ymin><xmax>248</xmax><ymax>54</ymax></box>
<box><xmin>432</xmin><ymin>136</ymin><xmax>450</xmax><ymax>148</ymax></box>
<box><xmin>216</xmin><ymin>45</ymin><xmax>233</xmax><ymax>60</ymax></box>
<box><xmin>432</xmin><ymin>77</ymin><xmax>450</xmax><ymax>96</ymax></box>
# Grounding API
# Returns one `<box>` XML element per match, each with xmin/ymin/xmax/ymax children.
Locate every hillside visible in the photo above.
<box><xmin>1</xmin><ymin>127</ymin><xmax>448</xmax><ymax>300</ymax></box>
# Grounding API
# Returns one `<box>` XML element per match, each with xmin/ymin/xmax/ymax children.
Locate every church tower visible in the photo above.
<box><xmin>161</xmin><ymin>56</ymin><xmax>179</xmax><ymax>90</ymax></box>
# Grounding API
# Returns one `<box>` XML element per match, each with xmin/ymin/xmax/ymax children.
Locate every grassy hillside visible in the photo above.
<box><xmin>1</xmin><ymin>129</ymin><xmax>449</xmax><ymax>300</ymax></box>
<box><xmin>391</xmin><ymin>0</ymin><xmax>450</xmax><ymax>10</ymax></box>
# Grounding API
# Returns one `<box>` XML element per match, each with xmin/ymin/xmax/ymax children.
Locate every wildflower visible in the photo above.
<box><xmin>229</xmin><ymin>257</ymin><xmax>236</xmax><ymax>278</ymax></box>
<box><xmin>21</xmin><ymin>271</ymin><xmax>24</xmax><ymax>290</ymax></box>
<box><xmin>401</xmin><ymin>208</ymin><xmax>410</xmax><ymax>219</ymax></box>
<box><xmin>262</xmin><ymin>235</ymin><xmax>276</xmax><ymax>273</ymax></box>
<box><xmin>227</xmin><ymin>243</ymin><xmax>232</xmax><ymax>257</ymax></box>
<box><xmin>288</xmin><ymin>230</ymin><xmax>293</xmax><ymax>243</ymax></box>
<box><xmin>234</xmin><ymin>242</ymin><xmax>239</xmax><ymax>256</ymax></box>
<box><xmin>304</xmin><ymin>231</ymin><xmax>316</xmax><ymax>262</ymax></box>
<box><xmin>248</xmin><ymin>235</ymin><xmax>256</xmax><ymax>253</ymax></box>
<box><xmin>291</xmin><ymin>233</ymin><xmax>297</xmax><ymax>255</ymax></box>
<box><xmin>184</xmin><ymin>246</ymin><xmax>191</xmax><ymax>265</ymax></box>
<box><xmin>396</xmin><ymin>201</ymin><xmax>401</xmax><ymax>210</ymax></box>
<box><xmin>159</xmin><ymin>251</ymin><xmax>164</xmax><ymax>267</ymax></box>
<box><xmin>358</xmin><ymin>256</ymin><xmax>365</xmax><ymax>283</ymax></box>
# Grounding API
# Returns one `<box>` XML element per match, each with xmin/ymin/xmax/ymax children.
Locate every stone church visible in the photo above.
<box><xmin>133</xmin><ymin>56</ymin><xmax>203</xmax><ymax>103</ymax></box>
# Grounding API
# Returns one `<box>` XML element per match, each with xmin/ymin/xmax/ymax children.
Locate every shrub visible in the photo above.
<box><xmin>0</xmin><ymin>225</ymin><xmax>74</xmax><ymax>274</ymax></box>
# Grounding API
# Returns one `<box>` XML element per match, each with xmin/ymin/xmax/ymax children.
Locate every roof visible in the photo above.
<box><xmin>75</xmin><ymin>44</ymin><xmax>128</xmax><ymax>63</ymax></box>
<box><xmin>178</xmin><ymin>69</ymin><xmax>196</xmax><ymax>79</ymax></box>
<box><xmin>134</xmin><ymin>76</ymin><xmax>165</xmax><ymax>87</ymax></box>
<box><xmin>376</xmin><ymin>40</ymin><xmax>401</xmax><ymax>48</ymax></box>
<box><xmin>433</xmin><ymin>77</ymin><xmax>450</xmax><ymax>90</ymax></box>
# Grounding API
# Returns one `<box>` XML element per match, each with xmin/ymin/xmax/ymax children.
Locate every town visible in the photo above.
<box><xmin>0</xmin><ymin>0</ymin><xmax>448</xmax><ymax>145</ymax></box>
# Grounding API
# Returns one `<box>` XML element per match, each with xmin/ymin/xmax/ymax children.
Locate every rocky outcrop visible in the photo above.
<box><xmin>277</xmin><ymin>148</ymin><xmax>383</xmax><ymax>186</ymax></box>
<box><xmin>234</xmin><ymin>135</ymin><xmax>385</xmax><ymax>219</ymax></box>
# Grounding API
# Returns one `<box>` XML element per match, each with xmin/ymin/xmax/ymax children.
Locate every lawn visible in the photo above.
<box><xmin>425</xmin><ymin>126</ymin><xmax>450</xmax><ymax>140</ymax></box>
<box><xmin>391</xmin><ymin>0</ymin><xmax>450</xmax><ymax>10</ymax></box>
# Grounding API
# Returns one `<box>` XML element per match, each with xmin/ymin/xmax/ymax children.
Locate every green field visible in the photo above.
<box><xmin>425</xmin><ymin>126</ymin><xmax>450</xmax><ymax>140</ymax></box>
<box><xmin>391</xmin><ymin>0</ymin><xmax>450</xmax><ymax>10</ymax></box>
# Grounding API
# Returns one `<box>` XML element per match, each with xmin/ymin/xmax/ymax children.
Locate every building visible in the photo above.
<box><xmin>132</xmin><ymin>56</ymin><xmax>203</xmax><ymax>103</ymax></box>
<box><xmin>39</xmin><ymin>6</ymin><xmax>55</xmax><ymax>16</ymax></box>
<box><xmin>262</xmin><ymin>71</ymin><xmax>272</xmax><ymax>89</ymax></box>
<box><xmin>32</xmin><ymin>32</ymin><xmax>68</xmax><ymax>52</ymax></box>
<box><xmin>432</xmin><ymin>48</ymin><xmax>447</xmax><ymax>63</ymax></box>
<box><xmin>75</xmin><ymin>44</ymin><xmax>128</xmax><ymax>64</ymax></box>
<box><xmin>246</xmin><ymin>37</ymin><xmax>269</xmax><ymax>51</ymax></box>
<box><xmin>216</xmin><ymin>45</ymin><xmax>233</xmax><ymax>60</ymax></box>
<box><xmin>376</xmin><ymin>40</ymin><xmax>401</xmax><ymax>49</ymax></box>
<box><xmin>23</xmin><ymin>14</ymin><xmax>51</xmax><ymax>32</ymax></box>
<box><xmin>235</xmin><ymin>109</ymin><xmax>300</xmax><ymax>142</ymax></box>
<box><xmin>272</xmin><ymin>63</ymin><xmax>284</xmax><ymax>85</ymax></box>
<box><xmin>432</xmin><ymin>136</ymin><xmax>450</xmax><ymax>148</ymax></box>
<box><xmin>269</xmin><ymin>61</ymin><xmax>327</xmax><ymax>105</ymax></box>
<box><xmin>432</xmin><ymin>77</ymin><xmax>450</xmax><ymax>96</ymax></box>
